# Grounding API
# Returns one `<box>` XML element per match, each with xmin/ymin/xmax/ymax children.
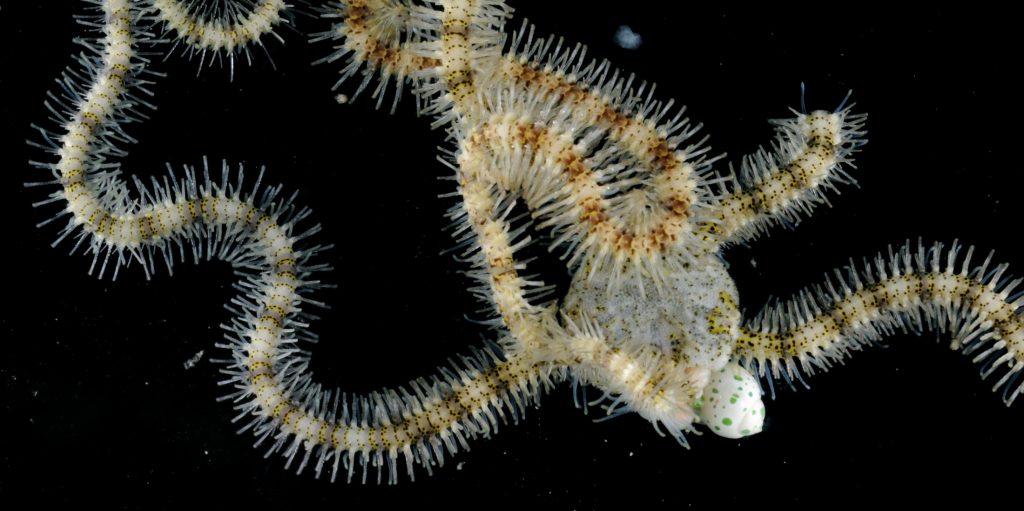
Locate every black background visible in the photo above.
<box><xmin>2</xmin><ymin>1</ymin><xmax>1023</xmax><ymax>507</ymax></box>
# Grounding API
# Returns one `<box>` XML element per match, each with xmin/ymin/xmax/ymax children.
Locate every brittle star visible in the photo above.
<box><xmin>25</xmin><ymin>0</ymin><xmax>1023</xmax><ymax>485</ymax></box>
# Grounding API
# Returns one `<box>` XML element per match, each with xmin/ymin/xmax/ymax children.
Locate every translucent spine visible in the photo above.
<box><xmin>557</xmin><ymin>316</ymin><xmax>709</xmax><ymax>445</ymax></box>
<box><xmin>319</xmin><ymin>1</ymin><xmax>756</xmax><ymax>442</ymax></box>
<box><xmin>734</xmin><ymin>241</ymin><xmax>1024</xmax><ymax>405</ymax></box>
<box><xmin>319</xmin><ymin>1</ymin><xmax>731</xmax><ymax>285</ymax></box>
<box><xmin>492</xmin><ymin>23</ymin><xmax>718</xmax><ymax>268</ymax></box>
<box><xmin>152</xmin><ymin>0</ymin><xmax>291</xmax><ymax>79</ymax></box>
<box><xmin>47</xmin><ymin>0</ymin><xmax>151</xmax><ymax>279</ymax></box>
<box><xmin>313</xmin><ymin>0</ymin><xmax>437</xmax><ymax>112</ymax></box>
<box><xmin>709</xmin><ymin>107</ymin><xmax>868</xmax><ymax>246</ymax></box>
<box><xmin>32</xmin><ymin>0</ymin><xmax>567</xmax><ymax>484</ymax></box>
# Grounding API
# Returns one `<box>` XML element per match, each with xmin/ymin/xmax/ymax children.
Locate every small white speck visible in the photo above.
<box><xmin>183</xmin><ymin>350</ymin><xmax>205</xmax><ymax>370</ymax></box>
<box><xmin>335</xmin><ymin>93</ymin><xmax>349</xmax><ymax>104</ymax></box>
<box><xmin>614</xmin><ymin>25</ymin><xmax>642</xmax><ymax>50</ymax></box>
<box><xmin>456</xmin><ymin>462</ymin><xmax>464</xmax><ymax>471</ymax></box>
<box><xmin>750</xmin><ymin>258</ymin><xmax>757</xmax><ymax>268</ymax></box>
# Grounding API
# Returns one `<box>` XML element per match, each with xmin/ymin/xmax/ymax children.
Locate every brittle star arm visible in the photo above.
<box><xmin>704</xmin><ymin>106</ymin><xmax>868</xmax><ymax>247</ymax></box>
<box><xmin>319</xmin><ymin>3</ymin><xmax>871</xmax><ymax>262</ymax></box>
<box><xmin>315</xmin><ymin>2</ymin><xmax>728</xmax><ymax>435</ymax></box>
<box><xmin>30</xmin><ymin>0</ymin><xmax>579</xmax><ymax>485</ymax></box>
<box><xmin>312</xmin><ymin>0</ymin><xmax>450</xmax><ymax>112</ymax></box>
<box><xmin>321</xmin><ymin>1</ymin><xmax>726</xmax><ymax>278</ymax></box>
<box><xmin>153</xmin><ymin>0</ymin><xmax>291</xmax><ymax>80</ymax></box>
<box><xmin>731</xmin><ymin>241</ymin><xmax>1024</xmax><ymax>404</ymax></box>
<box><xmin>449</xmin><ymin>85</ymin><xmax>745</xmax><ymax>445</ymax></box>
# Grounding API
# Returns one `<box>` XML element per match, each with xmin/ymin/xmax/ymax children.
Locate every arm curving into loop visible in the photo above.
<box><xmin>30</xmin><ymin>0</ymin><xmax>566</xmax><ymax>484</ymax></box>
<box><xmin>321</xmin><ymin>1</ymin><xmax>725</xmax><ymax>283</ymax></box>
